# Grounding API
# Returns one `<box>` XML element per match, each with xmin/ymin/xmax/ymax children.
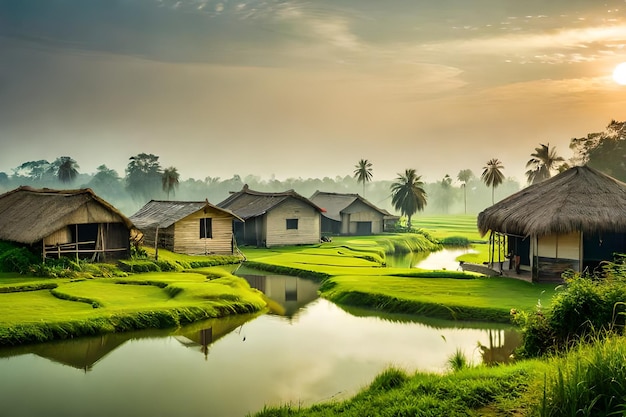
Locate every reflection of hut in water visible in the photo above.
<box><xmin>478</xmin><ymin>329</ymin><xmax>522</xmax><ymax>365</ymax></box>
<box><xmin>0</xmin><ymin>332</ymin><xmax>135</xmax><ymax>371</ymax></box>
<box><xmin>238</xmin><ymin>274</ymin><xmax>320</xmax><ymax>317</ymax></box>
<box><xmin>174</xmin><ymin>313</ymin><xmax>256</xmax><ymax>359</ymax></box>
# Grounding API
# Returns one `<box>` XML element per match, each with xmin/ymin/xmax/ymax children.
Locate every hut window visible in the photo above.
<box><xmin>200</xmin><ymin>218</ymin><xmax>213</xmax><ymax>239</ymax></box>
<box><xmin>286</xmin><ymin>219</ymin><xmax>298</xmax><ymax>230</ymax></box>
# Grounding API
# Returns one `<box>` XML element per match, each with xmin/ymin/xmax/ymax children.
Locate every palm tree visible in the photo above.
<box><xmin>353</xmin><ymin>159</ymin><xmax>373</xmax><ymax>196</ymax></box>
<box><xmin>54</xmin><ymin>156</ymin><xmax>79</xmax><ymax>184</ymax></box>
<box><xmin>162</xmin><ymin>167</ymin><xmax>180</xmax><ymax>199</ymax></box>
<box><xmin>390</xmin><ymin>169</ymin><xmax>427</xmax><ymax>230</ymax></box>
<box><xmin>457</xmin><ymin>169</ymin><xmax>474</xmax><ymax>214</ymax></box>
<box><xmin>481</xmin><ymin>159</ymin><xmax>505</xmax><ymax>205</ymax></box>
<box><xmin>525</xmin><ymin>143</ymin><xmax>565</xmax><ymax>185</ymax></box>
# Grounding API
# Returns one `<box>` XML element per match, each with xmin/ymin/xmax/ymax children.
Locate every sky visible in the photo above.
<box><xmin>1</xmin><ymin>0</ymin><xmax>626</xmax><ymax>184</ymax></box>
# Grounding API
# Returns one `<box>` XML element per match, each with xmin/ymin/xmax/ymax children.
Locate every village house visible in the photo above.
<box><xmin>478</xmin><ymin>165</ymin><xmax>626</xmax><ymax>282</ymax></box>
<box><xmin>309</xmin><ymin>191</ymin><xmax>399</xmax><ymax>235</ymax></box>
<box><xmin>0</xmin><ymin>186</ymin><xmax>136</xmax><ymax>261</ymax></box>
<box><xmin>129</xmin><ymin>200</ymin><xmax>243</xmax><ymax>255</ymax></box>
<box><xmin>218</xmin><ymin>185</ymin><xmax>323</xmax><ymax>247</ymax></box>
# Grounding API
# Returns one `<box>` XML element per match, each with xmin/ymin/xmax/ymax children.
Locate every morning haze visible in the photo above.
<box><xmin>1</xmin><ymin>0</ymin><xmax>625</xmax><ymax>183</ymax></box>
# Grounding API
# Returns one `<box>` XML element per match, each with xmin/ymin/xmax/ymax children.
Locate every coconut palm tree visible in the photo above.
<box><xmin>54</xmin><ymin>156</ymin><xmax>79</xmax><ymax>184</ymax></box>
<box><xmin>525</xmin><ymin>143</ymin><xmax>565</xmax><ymax>185</ymax></box>
<box><xmin>162</xmin><ymin>167</ymin><xmax>180</xmax><ymax>199</ymax></box>
<box><xmin>353</xmin><ymin>159</ymin><xmax>373</xmax><ymax>196</ymax></box>
<box><xmin>457</xmin><ymin>169</ymin><xmax>474</xmax><ymax>214</ymax></box>
<box><xmin>482</xmin><ymin>159</ymin><xmax>505</xmax><ymax>205</ymax></box>
<box><xmin>390</xmin><ymin>169</ymin><xmax>427</xmax><ymax>230</ymax></box>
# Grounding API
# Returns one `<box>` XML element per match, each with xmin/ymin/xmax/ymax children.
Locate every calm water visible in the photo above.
<box><xmin>387</xmin><ymin>248</ymin><xmax>477</xmax><ymax>270</ymax></box>
<box><xmin>0</xmin><ymin>268</ymin><xmax>519</xmax><ymax>417</ymax></box>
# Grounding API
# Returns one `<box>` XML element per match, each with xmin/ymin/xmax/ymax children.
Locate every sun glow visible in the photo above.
<box><xmin>612</xmin><ymin>62</ymin><xmax>626</xmax><ymax>85</ymax></box>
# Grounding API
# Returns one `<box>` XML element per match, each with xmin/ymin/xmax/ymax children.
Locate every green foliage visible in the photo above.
<box><xmin>516</xmin><ymin>263</ymin><xmax>626</xmax><ymax>357</ymax></box>
<box><xmin>367</xmin><ymin>367</ymin><xmax>409</xmax><ymax>392</ymax></box>
<box><xmin>447</xmin><ymin>348</ymin><xmax>471</xmax><ymax>372</ymax></box>
<box><xmin>541</xmin><ymin>336</ymin><xmax>626</xmax><ymax>417</ymax></box>
<box><xmin>0</xmin><ymin>244</ymin><xmax>39</xmax><ymax>274</ymax></box>
<box><xmin>440</xmin><ymin>236</ymin><xmax>470</xmax><ymax>247</ymax></box>
<box><xmin>512</xmin><ymin>308</ymin><xmax>556</xmax><ymax>358</ymax></box>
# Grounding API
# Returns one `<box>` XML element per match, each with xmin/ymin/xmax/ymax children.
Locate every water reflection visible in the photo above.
<box><xmin>387</xmin><ymin>248</ymin><xmax>477</xmax><ymax>270</ymax></box>
<box><xmin>234</xmin><ymin>265</ymin><xmax>321</xmax><ymax>317</ymax></box>
<box><xmin>0</xmin><ymin>270</ymin><xmax>522</xmax><ymax>417</ymax></box>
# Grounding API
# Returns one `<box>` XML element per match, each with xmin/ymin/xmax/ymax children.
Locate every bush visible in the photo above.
<box><xmin>440</xmin><ymin>236</ymin><xmax>471</xmax><ymax>247</ymax></box>
<box><xmin>0</xmin><ymin>246</ymin><xmax>39</xmax><ymax>274</ymax></box>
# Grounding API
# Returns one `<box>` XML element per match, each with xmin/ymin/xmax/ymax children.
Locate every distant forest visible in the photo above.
<box><xmin>0</xmin><ymin>153</ymin><xmax>522</xmax><ymax>219</ymax></box>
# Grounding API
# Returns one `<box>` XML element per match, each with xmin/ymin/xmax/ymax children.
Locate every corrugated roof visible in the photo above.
<box><xmin>218</xmin><ymin>185</ymin><xmax>323</xmax><ymax>219</ymax></box>
<box><xmin>478</xmin><ymin>165</ymin><xmax>626</xmax><ymax>237</ymax></box>
<box><xmin>129</xmin><ymin>200</ymin><xmax>243</xmax><ymax>230</ymax></box>
<box><xmin>0</xmin><ymin>186</ymin><xmax>135</xmax><ymax>244</ymax></box>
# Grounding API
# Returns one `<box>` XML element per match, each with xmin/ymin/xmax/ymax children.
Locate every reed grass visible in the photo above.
<box><xmin>540</xmin><ymin>335</ymin><xmax>626</xmax><ymax>417</ymax></box>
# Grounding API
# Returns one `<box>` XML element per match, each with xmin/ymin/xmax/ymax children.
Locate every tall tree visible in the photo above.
<box><xmin>390</xmin><ymin>169</ymin><xmax>427</xmax><ymax>230</ymax></box>
<box><xmin>53</xmin><ymin>156</ymin><xmax>80</xmax><ymax>184</ymax></box>
<box><xmin>162</xmin><ymin>167</ymin><xmax>180</xmax><ymax>199</ymax></box>
<box><xmin>353</xmin><ymin>159</ymin><xmax>373</xmax><ymax>196</ymax></box>
<box><xmin>570</xmin><ymin>120</ymin><xmax>626</xmax><ymax>181</ymax></box>
<box><xmin>457</xmin><ymin>169</ymin><xmax>474</xmax><ymax>214</ymax></box>
<box><xmin>125</xmin><ymin>153</ymin><xmax>163</xmax><ymax>201</ymax></box>
<box><xmin>482</xmin><ymin>159</ymin><xmax>505</xmax><ymax>205</ymax></box>
<box><xmin>437</xmin><ymin>174</ymin><xmax>453</xmax><ymax>214</ymax></box>
<box><xmin>525</xmin><ymin>143</ymin><xmax>565</xmax><ymax>185</ymax></box>
<box><xmin>12</xmin><ymin>160</ymin><xmax>53</xmax><ymax>182</ymax></box>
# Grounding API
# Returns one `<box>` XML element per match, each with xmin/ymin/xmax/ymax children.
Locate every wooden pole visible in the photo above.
<box><xmin>154</xmin><ymin>227</ymin><xmax>159</xmax><ymax>261</ymax></box>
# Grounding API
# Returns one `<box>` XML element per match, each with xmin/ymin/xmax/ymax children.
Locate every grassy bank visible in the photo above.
<box><xmin>320</xmin><ymin>275</ymin><xmax>556</xmax><ymax>323</ymax></box>
<box><xmin>0</xmin><ymin>266</ymin><xmax>266</xmax><ymax>346</ymax></box>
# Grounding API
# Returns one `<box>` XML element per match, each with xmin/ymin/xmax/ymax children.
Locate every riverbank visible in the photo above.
<box><xmin>0</xmin><ymin>268</ymin><xmax>267</xmax><ymax>346</ymax></box>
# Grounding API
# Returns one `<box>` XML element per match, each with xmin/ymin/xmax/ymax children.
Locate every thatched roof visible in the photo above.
<box><xmin>0</xmin><ymin>186</ymin><xmax>135</xmax><ymax>244</ymax></box>
<box><xmin>217</xmin><ymin>185</ymin><xmax>324</xmax><ymax>219</ymax></box>
<box><xmin>478</xmin><ymin>166</ymin><xmax>626</xmax><ymax>237</ymax></box>
<box><xmin>309</xmin><ymin>191</ymin><xmax>394</xmax><ymax>221</ymax></box>
<box><xmin>129</xmin><ymin>200</ymin><xmax>243</xmax><ymax>230</ymax></box>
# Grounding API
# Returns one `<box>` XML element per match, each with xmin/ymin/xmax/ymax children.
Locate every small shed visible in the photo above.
<box><xmin>218</xmin><ymin>185</ymin><xmax>323</xmax><ymax>247</ymax></box>
<box><xmin>477</xmin><ymin>166</ymin><xmax>626</xmax><ymax>282</ymax></box>
<box><xmin>309</xmin><ymin>191</ymin><xmax>397</xmax><ymax>235</ymax></box>
<box><xmin>129</xmin><ymin>200</ymin><xmax>243</xmax><ymax>255</ymax></box>
<box><xmin>0</xmin><ymin>186</ymin><xmax>136</xmax><ymax>261</ymax></box>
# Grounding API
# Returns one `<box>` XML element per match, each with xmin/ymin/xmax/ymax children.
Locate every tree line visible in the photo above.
<box><xmin>0</xmin><ymin>120</ymin><xmax>621</xmax><ymax>221</ymax></box>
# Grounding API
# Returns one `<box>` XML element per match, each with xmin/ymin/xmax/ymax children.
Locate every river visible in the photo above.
<box><xmin>0</xmin><ymin>266</ymin><xmax>519</xmax><ymax>417</ymax></box>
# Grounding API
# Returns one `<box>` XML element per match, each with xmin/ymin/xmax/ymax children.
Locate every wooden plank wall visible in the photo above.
<box><xmin>265</xmin><ymin>199</ymin><xmax>320</xmax><ymax>247</ymax></box>
<box><xmin>173</xmin><ymin>209</ymin><xmax>235</xmax><ymax>255</ymax></box>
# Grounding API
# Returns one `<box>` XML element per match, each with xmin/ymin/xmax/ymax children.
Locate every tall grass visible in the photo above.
<box><xmin>541</xmin><ymin>335</ymin><xmax>626</xmax><ymax>416</ymax></box>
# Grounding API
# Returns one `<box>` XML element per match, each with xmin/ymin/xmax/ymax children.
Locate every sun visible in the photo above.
<box><xmin>613</xmin><ymin>62</ymin><xmax>626</xmax><ymax>85</ymax></box>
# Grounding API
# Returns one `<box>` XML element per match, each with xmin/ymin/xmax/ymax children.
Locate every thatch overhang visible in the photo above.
<box><xmin>218</xmin><ymin>185</ymin><xmax>324</xmax><ymax>219</ymax></box>
<box><xmin>477</xmin><ymin>166</ymin><xmax>626</xmax><ymax>238</ymax></box>
<box><xmin>130</xmin><ymin>200</ymin><xmax>243</xmax><ymax>230</ymax></box>
<box><xmin>309</xmin><ymin>191</ymin><xmax>390</xmax><ymax>222</ymax></box>
<box><xmin>0</xmin><ymin>186</ymin><xmax>136</xmax><ymax>244</ymax></box>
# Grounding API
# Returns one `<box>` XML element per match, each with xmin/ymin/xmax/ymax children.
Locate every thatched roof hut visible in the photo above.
<box><xmin>479</xmin><ymin>165</ymin><xmax>626</xmax><ymax>237</ymax></box>
<box><xmin>477</xmin><ymin>166</ymin><xmax>626</xmax><ymax>281</ymax></box>
<box><xmin>0</xmin><ymin>186</ymin><xmax>137</xmax><ymax>260</ymax></box>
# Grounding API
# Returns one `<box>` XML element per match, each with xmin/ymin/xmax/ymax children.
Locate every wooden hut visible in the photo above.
<box><xmin>129</xmin><ymin>200</ymin><xmax>243</xmax><ymax>255</ymax></box>
<box><xmin>309</xmin><ymin>191</ymin><xmax>398</xmax><ymax>235</ymax></box>
<box><xmin>218</xmin><ymin>185</ymin><xmax>323</xmax><ymax>247</ymax></box>
<box><xmin>0</xmin><ymin>186</ymin><xmax>136</xmax><ymax>261</ymax></box>
<box><xmin>477</xmin><ymin>166</ymin><xmax>626</xmax><ymax>282</ymax></box>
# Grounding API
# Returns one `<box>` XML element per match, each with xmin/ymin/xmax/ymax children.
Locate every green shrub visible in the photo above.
<box><xmin>0</xmin><ymin>246</ymin><xmax>39</xmax><ymax>273</ymax></box>
<box><xmin>541</xmin><ymin>336</ymin><xmax>626</xmax><ymax>417</ymax></box>
<box><xmin>367</xmin><ymin>367</ymin><xmax>409</xmax><ymax>392</ymax></box>
<box><xmin>440</xmin><ymin>236</ymin><xmax>471</xmax><ymax>247</ymax></box>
